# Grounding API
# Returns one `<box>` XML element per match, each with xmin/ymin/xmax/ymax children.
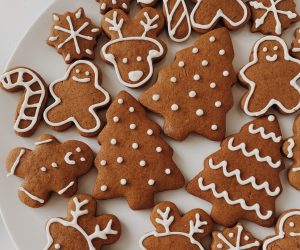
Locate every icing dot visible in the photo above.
<box><xmin>215</xmin><ymin>101</ymin><xmax>222</xmax><ymax>107</ymax></box>
<box><xmin>165</xmin><ymin>168</ymin><xmax>171</xmax><ymax>175</ymax></box>
<box><xmin>170</xmin><ymin>77</ymin><xmax>177</xmax><ymax>83</ymax></box>
<box><xmin>156</xmin><ymin>147</ymin><xmax>162</xmax><ymax>153</ymax></box>
<box><xmin>211</xmin><ymin>124</ymin><xmax>218</xmax><ymax>131</ymax></box>
<box><xmin>219</xmin><ymin>49</ymin><xmax>225</xmax><ymax>56</ymax></box>
<box><xmin>289</xmin><ymin>222</ymin><xmax>295</xmax><ymax>227</ymax></box>
<box><xmin>100</xmin><ymin>185</ymin><xmax>108</xmax><ymax>191</ymax></box>
<box><xmin>51</xmin><ymin>163</ymin><xmax>58</xmax><ymax>168</ymax></box>
<box><xmin>137</xmin><ymin>56</ymin><xmax>142</xmax><ymax>62</ymax></box>
<box><xmin>196</xmin><ymin>109</ymin><xmax>204</xmax><ymax>116</ymax></box>
<box><xmin>274</xmin><ymin>46</ymin><xmax>278</xmax><ymax>51</ymax></box>
<box><xmin>189</xmin><ymin>91</ymin><xmax>197</xmax><ymax>98</ymax></box>
<box><xmin>120</xmin><ymin>179</ymin><xmax>127</xmax><ymax>185</ymax></box>
<box><xmin>223</xmin><ymin>71</ymin><xmax>229</xmax><ymax>77</ymax></box>
<box><xmin>148</xmin><ymin>179</ymin><xmax>155</xmax><ymax>186</ymax></box>
<box><xmin>113</xmin><ymin>116</ymin><xmax>119</xmax><ymax>123</ymax></box>
<box><xmin>193</xmin><ymin>74</ymin><xmax>200</xmax><ymax>81</ymax></box>
<box><xmin>117</xmin><ymin>157</ymin><xmax>124</xmax><ymax>164</ymax></box>
<box><xmin>147</xmin><ymin>129</ymin><xmax>153</xmax><ymax>135</ymax></box>
<box><xmin>110</xmin><ymin>138</ymin><xmax>117</xmax><ymax>145</ymax></box>
<box><xmin>132</xmin><ymin>143</ymin><xmax>139</xmax><ymax>149</ymax></box>
<box><xmin>171</xmin><ymin>104</ymin><xmax>179</xmax><ymax>111</ymax></box>
<box><xmin>54</xmin><ymin>244</ymin><xmax>61</xmax><ymax>250</ymax></box>
<box><xmin>192</xmin><ymin>48</ymin><xmax>198</xmax><ymax>54</ymax></box>
<box><xmin>129</xmin><ymin>107</ymin><xmax>135</xmax><ymax>112</ymax></box>
<box><xmin>244</xmin><ymin>235</ymin><xmax>250</xmax><ymax>241</ymax></box>
<box><xmin>209</xmin><ymin>36</ymin><xmax>216</xmax><ymax>42</ymax></box>
<box><xmin>152</xmin><ymin>94</ymin><xmax>160</xmax><ymax>101</ymax></box>
<box><xmin>202</xmin><ymin>60</ymin><xmax>208</xmax><ymax>66</ymax></box>
<box><xmin>85</xmin><ymin>71</ymin><xmax>90</xmax><ymax>76</ymax></box>
<box><xmin>139</xmin><ymin>160</ymin><xmax>146</xmax><ymax>167</ymax></box>
<box><xmin>76</xmin><ymin>147</ymin><xmax>81</xmax><ymax>152</ymax></box>
<box><xmin>117</xmin><ymin>98</ymin><xmax>124</xmax><ymax>104</ymax></box>
<box><xmin>217</xmin><ymin>243</ymin><xmax>223</xmax><ymax>249</ymax></box>
<box><xmin>80</xmin><ymin>157</ymin><xmax>85</xmax><ymax>162</ymax></box>
<box><xmin>263</xmin><ymin>47</ymin><xmax>268</xmax><ymax>52</ymax></box>
<box><xmin>228</xmin><ymin>233</ymin><xmax>234</xmax><ymax>238</ymax></box>
<box><xmin>76</xmin><ymin>69</ymin><xmax>80</xmax><ymax>74</ymax></box>
<box><xmin>178</xmin><ymin>61</ymin><xmax>185</xmax><ymax>67</ymax></box>
<box><xmin>130</xmin><ymin>123</ymin><xmax>137</xmax><ymax>130</ymax></box>
<box><xmin>100</xmin><ymin>160</ymin><xmax>107</xmax><ymax>166</ymax></box>
<box><xmin>268</xmin><ymin>115</ymin><xmax>275</xmax><ymax>122</ymax></box>
<box><xmin>210</xmin><ymin>82</ymin><xmax>216</xmax><ymax>88</ymax></box>
<box><xmin>122</xmin><ymin>58</ymin><xmax>128</xmax><ymax>64</ymax></box>
<box><xmin>40</xmin><ymin>167</ymin><xmax>47</xmax><ymax>172</ymax></box>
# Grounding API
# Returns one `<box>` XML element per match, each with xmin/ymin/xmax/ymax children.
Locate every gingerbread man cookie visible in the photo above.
<box><xmin>44</xmin><ymin>60</ymin><xmax>110</xmax><ymax>137</ymax></box>
<box><xmin>211</xmin><ymin>224</ymin><xmax>260</xmax><ymax>250</ymax></box>
<box><xmin>6</xmin><ymin>134</ymin><xmax>94</xmax><ymax>208</ymax></box>
<box><xmin>239</xmin><ymin>36</ymin><xmax>300</xmax><ymax>117</ymax></box>
<box><xmin>291</xmin><ymin>27</ymin><xmax>300</xmax><ymax>59</ymax></box>
<box><xmin>44</xmin><ymin>194</ymin><xmax>121</xmax><ymax>250</ymax></box>
<box><xmin>0</xmin><ymin>67</ymin><xmax>48</xmax><ymax>137</ymax></box>
<box><xmin>190</xmin><ymin>0</ymin><xmax>251</xmax><ymax>33</ymax></box>
<box><xmin>139</xmin><ymin>201</ymin><xmax>213</xmax><ymax>250</ymax></box>
<box><xmin>263</xmin><ymin>210</ymin><xmax>300</xmax><ymax>249</ymax></box>
<box><xmin>101</xmin><ymin>8</ymin><xmax>166</xmax><ymax>88</ymax></box>
<box><xmin>47</xmin><ymin>8</ymin><xmax>101</xmax><ymax>63</ymax></box>
<box><xmin>249</xmin><ymin>0</ymin><xmax>299</xmax><ymax>36</ymax></box>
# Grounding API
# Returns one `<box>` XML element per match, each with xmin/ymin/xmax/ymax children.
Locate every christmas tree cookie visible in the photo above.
<box><xmin>93</xmin><ymin>91</ymin><xmax>185</xmax><ymax>210</ymax></box>
<box><xmin>187</xmin><ymin>115</ymin><xmax>285</xmax><ymax>227</ymax></box>
<box><xmin>140</xmin><ymin>28</ymin><xmax>236</xmax><ymax>141</ymax></box>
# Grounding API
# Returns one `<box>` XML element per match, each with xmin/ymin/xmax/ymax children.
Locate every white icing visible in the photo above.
<box><xmin>248</xmin><ymin>123</ymin><xmax>282</xmax><ymax>143</ymax></box>
<box><xmin>130</xmin><ymin>123</ymin><xmax>137</xmax><ymax>130</ymax></box>
<box><xmin>148</xmin><ymin>179</ymin><xmax>155</xmax><ymax>186</ymax></box>
<box><xmin>7</xmin><ymin>149</ymin><xmax>25</xmax><ymax>177</ymax></box>
<box><xmin>165</xmin><ymin>168</ymin><xmax>171</xmax><ymax>175</ymax></box>
<box><xmin>286</xmin><ymin>138</ymin><xmax>295</xmax><ymax>158</ymax></box>
<box><xmin>18</xmin><ymin>187</ymin><xmax>45</xmax><ymax>204</ymax></box>
<box><xmin>211</xmin><ymin>125</ymin><xmax>218</xmax><ymax>131</ymax></box>
<box><xmin>52</xmin><ymin>163</ymin><xmax>58</xmax><ymax>168</ymax></box>
<box><xmin>100</xmin><ymin>160</ymin><xmax>107</xmax><ymax>166</ymax></box>
<box><xmin>129</xmin><ymin>107</ymin><xmax>135</xmax><ymax>112</ymax></box>
<box><xmin>40</xmin><ymin>167</ymin><xmax>47</xmax><ymax>172</ymax></box>
<box><xmin>120</xmin><ymin>179</ymin><xmax>127</xmax><ymax>185</ymax></box>
<box><xmin>58</xmin><ymin>181</ymin><xmax>75</xmax><ymax>195</ymax></box>
<box><xmin>266</xmin><ymin>54</ymin><xmax>278</xmax><ymax>62</ymax></box>
<box><xmin>193</xmin><ymin>74</ymin><xmax>200</xmax><ymax>81</ymax></box>
<box><xmin>53</xmin><ymin>14</ymin><xmax>59</xmax><ymax>21</ymax></box>
<box><xmin>189</xmin><ymin>91</ymin><xmax>197</xmax><ymax>98</ymax></box>
<box><xmin>170</xmin><ymin>77</ymin><xmax>177</xmax><ymax>83</ymax></box>
<box><xmin>132</xmin><ymin>143</ymin><xmax>139</xmax><ymax>149</ymax></box>
<box><xmin>113</xmin><ymin>116</ymin><xmax>120</xmax><ymax>122</ymax></box>
<box><xmin>128</xmin><ymin>70</ymin><xmax>143</xmax><ymax>82</ymax></box>
<box><xmin>139</xmin><ymin>160</ymin><xmax>146</xmax><ymax>167</ymax></box>
<box><xmin>85</xmin><ymin>49</ymin><xmax>93</xmax><ymax>55</ymax></box>
<box><xmin>171</xmin><ymin>104</ymin><xmax>179</xmax><ymax>111</ymax></box>
<box><xmin>201</xmin><ymin>60</ymin><xmax>208</xmax><ymax>66</ymax></box>
<box><xmin>72</xmin><ymin>76</ymin><xmax>91</xmax><ymax>83</ymax></box>
<box><xmin>137</xmin><ymin>56</ymin><xmax>142</xmax><ymax>62</ymax></box>
<box><xmin>110</xmin><ymin>138</ymin><xmax>117</xmax><ymax>145</ymax></box>
<box><xmin>156</xmin><ymin>147</ymin><xmax>162</xmax><ymax>153</ymax></box>
<box><xmin>49</xmin><ymin>36</ymin><xmax>59</xmax><ymax>42</ymax></box>
<box><xmin>209</xmin><ymin>36</ymin><xmax>216</xmax><ymax>42</ymax></box>
<box><xmin>219</xmin><ymin>49</ymin><xmax>225</xmax><ymax>56</ymax></box>
<box><xmin>117</xmin><ymin>157</ymin><xmax>123</xmax><ymax>164</ymax></box>
<box><xmin>178</xmin><ymin>61</ymin><xmax>185</xmax><ymax>67</ymax></box>
<box><xmin>147</xmin><ymin>129</ymin><xmax>153</xmax><ymax>135</ymax></box>
<box><xmin>91</xmin><ymin>28</ymin><xmax>99</xmax><ymax>33</ymax></box>
<box><xmin>101</xmin><ymin>185</ymin><xmax>108</xmax><ymax>191</ymax></box>
<box><xmin>35</xmin><ymin>139</ymin><xmax>53</xmax><ymax>145</ymax></box>
<box><xmin>196</xmin><ymin>109</ymin><xmax>204</xmax><ymax>116</ymax></box>
<box><xmin>152</xmin><ymin>94</ymin><xmax>160</xmax><ymax>101</ymax></box>
<box><xmin>215</xmin><ymin>101</ymin><xmax>222</xmax><ymax>108</ymax></box>
<box><xmin>117</xmin><ymin>98</ymin><xmax>124</xmax><ymax>104</ymax></box>
<box><xmin>75</xmin><ymin>9</ymin><xmax>82</xmax><ymax>19</ymax></box>
<box><xmin>64</xmin><ymin>152</ymin><xmax>76</xmax><ymax>165</ymax></box>
<box><xmin>76</xmin><ymin>147</ymin><xmax>81</xmax><ymax>152</ymax></box>
<box><xmin>192</xmin><ymin>48</ymin><xmax>199</xmax><ymax>54</ymax></box>
<box><xmin>223</xmin><ymin>71</ymin><xmax>229</xmax><ymax>77</ymax></box>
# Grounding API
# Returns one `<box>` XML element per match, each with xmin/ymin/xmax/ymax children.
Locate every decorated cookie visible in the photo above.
<box><xmin>262</xmin><ymin>210</ymin><xmax>300</xmax><ymax>249</ymax></box>
<box><xmin>0</xmin><ymin>67</ymin><xmax>48</xmax><ymax>137</ymax></box>
<box><xmin>190</xmin><ymin>0</ymin><xmax>250</xmax><ymax>33</ymax></box>
<box><xmin>187</xmin><ymin>115</ymin><xmax>285</xmax><ymax>227</ymax></box>
<box><xmin>239</xmin><ymin>36</ymin><xmax>300</xmax><ymax>117</ymax></box>
<box><xmin>47</xmin><ymin>8</ymin><xmax>101</xmax><ymax>63</ymax></box>
<box><xmin>249</xmin><ymin>0</ymin><xmax>299</xmax><ymax>36</ymax></box>
<box><xmin>43</xmin><ymin>60</ymin><xmax>110</xmax><ymax>137</ymax></box>
<box><xmin>93</xmin><ymin>91</ymin><xmax>185</xmax><ymax>210</ymax></box>
<box><xmin>44</xmin><ymin>194</ymin><xmax>121</xmax><ymax>250</ymax></box>
<box><xmin>96</xmin><ymin>0</ymin><xmax>132</xmax><ymax>14</ymax></box>
<box><xmin>137</xmin><ymin>0</ymin><xmax>158</xmax><ymax>7</ymax></box>
<box><xmin>139</xmin><ymin>201</ymin><xmax>213</xmax><ymax>250</ymax></box>
<box><xmin>6</xmin><ymin>134</ymin><xmax>93</xmax><ymax>208</ymax></box>
<box><xmin>101</xmin><ymin>8</ymin><xmax>166</xmax><ymax>88</ymax></box>
<box><xmin>291</xmin><ymin>27</ymin><xmax>300</xmax><ymax>59</ymax></box>
<box><xmin>140</xmin><ymin>28</ymin><xmax>236</xmax><ymax>141</ymax></box>
<box><xmin>282</xmin><ymin>115</ymin><xmax>300</xmax><ymax>190</ymax></box>
<box><xmin>211</xmin><ymin>224</ymin><xmax>260</xmax><ymax>250</ymax></box>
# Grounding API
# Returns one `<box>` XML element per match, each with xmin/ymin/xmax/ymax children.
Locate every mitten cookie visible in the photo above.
<box><xmin>44</xmin><ymin>194</ymin><xmax>121</xmax><ymax>250</ymax></box>
<box><xmin>47</xmin><ymin>8</ymin><xmax>101</xmax><ymax>63</ymax></box>
<box><xmin>140</xmin><ymin>28</ymin><xmax>236</xmax><ymax>141</ymax></box>
<box><xmin>139</xmin><ymin>201</ymin><xmax>213</xmax><ymax>250</ymax></box>
<box><xmin>190</xmin><ymin>0</ymin><xmax>250</xmax><ymax>33</ymax></box>
<box><xmin>291</xmin><ymin>27</ymin><xmax>300</xmax><ymax>59</ymax></box>
<box><xmin>239</xmin><ymin>36</ymin><xmax>300</xmax><ymax>117</ymax></box>
<box><xmin>93</xmin><ymin>91</ymin><xmax>185</xmax><ymax>210</ymax></box>
<box><xmin>249</xmin><ymin>0</ymin><xmax>299</xmax><ymax>36</ymax></box>
<box><xmin>0</xmin><ymin>67</ymin><xmax>48</xmax><ymax>137</ymax></box>
<box><xmin>6</xmin><ymin>134</ymin><xmax>94</xmax><ymax>208</ymax></box>
<box><xmin>211</xmin><ymin>224</ymin><xmax>260</xmax><ymax>250</ymax></box>
<box><xmin>262</xmin><ymin>210</ymin><xmax>300</xmax><ymax>249</ymax></box>
<box><xmin>101</xmin><ymin>8</ymin><xmax>166</xmax><ymax>88</ymax></box>
<box><xmin>282</xmin><ymin>115</ymin><xmax>300</xmax><ymax>190</ymax></box>
<box><xmin>187</xmin><ymin>115</ymin><xmax>284</xmax><ymax>227</ymax></box>
<box><xmin>43</xmin><ymin>60</ymin><xmax>110</xmax><ymax>137</ymax></box>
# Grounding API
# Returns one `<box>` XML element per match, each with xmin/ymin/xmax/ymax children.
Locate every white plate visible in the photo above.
<box><xmin>0</xmin><ymin>0</ymin><xmax>299</xmax><ymax>249</ymax></box>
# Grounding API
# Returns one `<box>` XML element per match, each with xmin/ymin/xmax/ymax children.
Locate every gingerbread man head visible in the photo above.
<box><xmin>255</xmin><ymin>37</ymin><xmax>286</xmax><ymax>63</ymax></box>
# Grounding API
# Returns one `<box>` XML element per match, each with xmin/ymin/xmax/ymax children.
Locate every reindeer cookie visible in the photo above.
<box><xmin>0</xmin><ymin>67</ymin><xmax>48</xmax><ymax>137</ymax></box>
<box><xmin>263</xmin><ymin>210</ymin><xmax>300</xmax><ymax>249</ymax></box>
<box><xmin>291</xmin><ymin>27</ymin><xmax>300</xmax><ymax>59</ymax></box>
<box><xmin>101</xmin><ymin>8</ymin><xmax>166</xmax><ymax>88</ymax></box>
<box><xmin>239</xmin><ymin>36</ymin><xmax>300</xmax><ymax>117</ymax></box>
<box><xmin>44</xmin><ymin>194</ymin><xmax>121</xmax><ymax>250</ymax></box>
<box><xmin>190</xmin><ymin>0</ymin><xmax>251</xmax><ymax>33</ymax></box>
<box><xmin>44</xmin><ymin>60</ymin><xmax>110</xmax><ymax>137</ymax></box>
<box><xmin>47</xmin><ymin>8</ymin><xmax>101</xmax><ymax>63</ymax></box>
<box><xmin>6</xmin><ymin>134</ymin><xmax>94</xmax><ymax>208</ymax></box>
<box><xmin>139</xmin><ymin>201</ymin><xmax>213</xmax><ymax>250</ymax></box>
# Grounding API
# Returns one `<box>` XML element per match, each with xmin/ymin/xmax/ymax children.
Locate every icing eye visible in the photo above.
<box><xmin>137</xmin><ymin>56</ymin><xmax>142</xmax><ymax>62</ymax></box>
<box><xmin>85</xmin><ymin>71</ymin><xmax>90</xmax><ymax>76</ymax></box>
<box><xmin>76</xmin><ymin>69</ymin><xmax>80</xmax><ymax>74</ymax></box>
<box><xmin>54</xmin><ymin>243</ymin><xmax>61</xmax><ymax>249</ymax></box>
<box><xmin>122</xmin><ymin>58</ymin><xmax>128</xmax><ymax>64</ymax></box>
<box><xmin>289</xmin><ymin>222</ymin><xmax>295</xmax><ymax>227</ymax></box>
<box><xmin>263</xmin><ymin>47</ymin><xmax>268</xmax><ymax>52</ymax></box>
<box><xmin>273</xmin><ymin>46</ymin><xmax>278</xmax><ymax>51</ymax></box>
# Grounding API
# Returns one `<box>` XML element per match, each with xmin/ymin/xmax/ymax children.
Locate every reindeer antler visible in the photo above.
<box><xmin>189</xmin><ymin>213</ymin><xmax>207</xmax><ymax>238</ymax></box>
<box><xmin>87</xmin><ymin>219</ymin><xmax>118</xmax><ymax>241</ymax></box>
<box><xmin>140</xmin><ymin>12</ymin><xmax>159</xmax><ymax>37</ymax></box>
<box><xmin>71</xmin><ymin>197</ymin><xmax>89</xmax><ymax>223</ymax></box>
<box><xmin>105</xmin><ymin>11</ymin><xmax>124</xmax><ymax>38</ymax></box>
<box><xmin>155</xmin><ymin>207</ymin><xmax>174</xmax><ymax>233</ymax></box>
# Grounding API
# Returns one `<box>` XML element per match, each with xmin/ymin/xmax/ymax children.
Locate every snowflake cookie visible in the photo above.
<box><xmin>140</xmin><ymin>28</ymin><xmax>236</xmax><ymax>141</ymax></box>
<box><xmin>6</xmin><ymin>134</ymin><xmax>94</xmax><ymax>208</ymax></box>
<box><xmin>291</xmin><ymin>27</ymin><xmax>300</xmax><ymax>59</ymax></box>
<box><xmin>263</xmin><ymin>209</ymin><xmax>300</xmax><ymax>249</ymax></box>
<box><xmin>249</xmin><ymin>0</ymin><xmax>299</xmax><ymax>36</ymax></box>
<box><xmin>190</xmin><ymin>0</ymin><xmax>251</xmax><ymax>33</ymax></box>
<box><xmin>139</xmin><ymin>201</ymin><xmax>213</xmax><ymax>250</ymax></box>
<box><xmin>47</xmin><ymin>8</ymin><xmax>101</xmax><ymax>63</ymax></box>
<box><xmin>239</xmin><ymin>35</ymin><xmax>300</xmax><ymax>117</ymax></box>
<box><xmin>43</xmin><ymin>60</ymin><xmax>110</xmax><ymax>137</ymax></box>
<box><xmin>93</xmin><ymin>91</ymin><xmax>185</xmax><ymax>210</ymax></box>
<box><xmin>211</xmin><ymin>224</ymin><xmax>260</xmax><ymax>250</ymax></box>
<box><xmin>44</xmin><ymin>194</ymin><xmax>121</xmax><ymax>250</ymax></box>
<box><xmin>0</xmin><ymin>67</ymin><xmax>48</xmax><ymax>137</ymax></box>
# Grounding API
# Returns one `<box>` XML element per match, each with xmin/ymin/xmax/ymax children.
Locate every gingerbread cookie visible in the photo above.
<box><xmin>190</xmin><ymin>0</ymin><xmax>250</xmax><ymax>33</ymax></box>
<box><xmin>101</xmin><ymin>8</ymin><xmax>166</xmax><ymax>88</ymax></box>
<box><xmin>187</xmin><ymin>115</ymin><xmax>284</xmax><ymax>227</ymax></box>
<box><xmin>96</xmin><ymin>0</ymin><xmax>132</xmax><ymax>14</ymax></box>
<box><xmin>6</xmin><ymin>134</ymin><xmax>93</xmax><ymax>208</ymax></box>
<box><xmin>139</xmin><ymin>201</ymin><xmax>213</xmax><ymax>250</ymax></box>
<box><xmin>93</xmin><ymin>91</ymin><xmax>185</xmax><ymax>210</ymax></box>
<box><xmin>140</xmin><ymin>28</ymin><xmax>236</xmax><ymax>141</ymax></box>
<box><xmin>291</xmin><ymin>27</ymin><xmax>300</xmax><ymax>59</ymax></box>
<box><xmin>239</xmin><ymin>36</ymin><xmax>300</xmax><ymax>117</ymax></box>
<box><xmin>211</xmin><ymin>224</ymin><xmax>260</xmax><ymax>250</ymax></box>
<box><xmin>0</xmin><ymin>67</ymin><xmax>48</xmax><ymax>137</ymax></box>
<box><xmin>44</xmin><ymin>194</ymin><xmax>121</xmax><ymax>250</ymax></box>
<box><xmin>262</xmin><ymin>210</ymin><xmax>300</xmax><ymax>249</ymax></box>
<box><xmin>282</xmin><ymin>115</ymin><xmax>300</xmax><ymax>190</ymax></box>
<box><xmin>47</xmin><ymin>8</ymin><xmax>101</xmax><ymax>63</ymax></box>
<box><xmin>43</xmin><ymin>60</ymin><xmax>110</xmax><ymax>137</ymax></box>
<box><xmin>137</xmin><ymin>0</ymin><xmax>158</xmax><ymax>8</ymax></box>
<box><xmin>249</xmin><ymin>0</ymin><xmax>299</xmax><ymax>36</ymax></box>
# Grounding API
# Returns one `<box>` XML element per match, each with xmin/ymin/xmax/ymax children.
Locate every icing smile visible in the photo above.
<box><xmin>72</xmin><ymin>76</ymin><xmax>91</xmax><ymax>83</ymax></box>
<box><xmin>64</xmin><ymin>152</ymin><xmax>76</xmax><ymax>165</ymax></box>
<box><xmin>128</xmin><ymin>70</ymin><xmax>143</xmax><ymax>82</ymax></box>
<box><xmin>266</xmin><ymin>54</ymin><xmax>278</xmax><ymax>62</ymax></box>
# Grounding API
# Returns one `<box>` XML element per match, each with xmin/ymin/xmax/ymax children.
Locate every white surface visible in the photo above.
<box><xmin>0</xmin><ymin>0</ymin><xmax>299</xmax><ymax>250</ymax></box>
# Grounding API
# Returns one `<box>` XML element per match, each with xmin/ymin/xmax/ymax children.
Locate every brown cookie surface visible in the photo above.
<box><xmin>187</xmin><ymin>115</ymin><xmax>285</xmax><ymax>227</ymax></box>
<box><xmin>6</xmin><ymin>134</ymin><xmax>94</xmax><ymax>208</ymax></box>
<box><xmin>93</xmin><ymin>91</ymin><xmax>185</xmax><ymax>210</ymax></box>
<box><xmin>291</xmin><ymin>27</ymin><xmax>300</xmax><ymax>59</ymax></box>
<box><xmin>139</xmin><ymin>201</ymin><xmax>213</xmax><ymax>250</ymax></box>
<box><xmin>44</xmin><ymin>194</ymin><xmax>121</xmax><ymax>250</ymax></box>
<box><xmin>140</xmin><ymin>28</ymin><xmax>236</xmax><ymax>141</ymax></box>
